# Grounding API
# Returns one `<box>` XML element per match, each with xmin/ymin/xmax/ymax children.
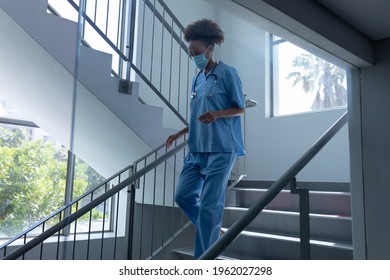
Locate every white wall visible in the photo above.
<box><xmin>164</xmin><ymin>0</ymin><xmax>217</xmax><ymax>22</ymax></box>
<box><xmin>163</xmin><ymin>0</ymin><xmax>350</xmax><ymax>183</ymax></box>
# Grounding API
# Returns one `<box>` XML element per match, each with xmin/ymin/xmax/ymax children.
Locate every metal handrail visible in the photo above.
<box><xmin>66</xmin><ymin>0</ymin><xmax>189</xmax><ymax>125</ymax></box>
<box><xmin>200</xmin><ymin>111</ymin><xmax>348</xmax><ymax>259</ymax></box>
<box><xmin>67</xmin><ymin>0</ymin><xmax>128</xmax><ymax>61</ymax></box>
<box><xmin>130</xmin><ymin>63</ymin><xmax>189</xmax><ymax>125</ymax></box>
<box><xmin>1</xmin><ymin>0</ymin><xmax>188</xmax><ymax>259</ymax></box>
<box><xmin>144</xmin><ymin>0</ymin><xmax>188</xmax><ymax>54</ymax></box>
<box><xmin>156</xmin><ymin>0</ymin><xmax>186</xmax><ymax>33</ymax></box>
<box><xmin>2</xmin><ymin>140</ymin><xmax>188</xmax><ymax>260</ymax></box>
<box><xmin>50</xmin><ymin>1</ymin><xmax>190</xmax><ymax>128</ymax></box>
<box><xmin>0</xmin><ymin>141</ymin><xmax>173</xmax><ymax>252</ymax></box>
<box><xmin>133</xmin><ymin>143</ymin><xmax>166</xmax><ymax>166</ymax></box>
<box><xmin>0</xmin><ymin>168</ymin><xmax>130</xmax><ymax>251</ymax></box>
<box><xmin>133</xmin><ymin>0</ymin><xmax>190</xmax><ymax>125</ymax></box>
<box><xmin>47</xmin><ymin>3</ymin><xmax>143</xmax><ymax>101</ymax></box>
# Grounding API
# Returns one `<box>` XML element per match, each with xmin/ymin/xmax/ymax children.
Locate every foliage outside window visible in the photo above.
<box><xmin>0</xmin><ymin>99</ymin><xmax>106</xmax><ymax>240</ymax></box>
<box><xmin>271</xmin><ymin>35</ymin><xmax>348</xmax><ymax>116</ymax></box>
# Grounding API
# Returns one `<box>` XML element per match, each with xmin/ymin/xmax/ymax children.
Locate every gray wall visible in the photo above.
<box><xmin>360</xmin><ymin>38</ymin><xmax>390</xmax><ymax>259</ymax></box>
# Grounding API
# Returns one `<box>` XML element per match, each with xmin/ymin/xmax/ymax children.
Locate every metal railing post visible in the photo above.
<box><xmin>200</xmin><ymin>112</ymin><xmax>347</xmax><ymax>259</ymax></box>
<box><xmin>118</xmin><ymin>0</ymin><xmax>128</xmax><ymax>78</ymax></box>
<box><xmin>126</xmin><ymin>0</ymin><xmax>137</xmax><ymax>81</ymax></box>
<box><xmin>290</xmin><ymin>177</ymin><xmax>311</xmax><ymax>260</ymax></box>
<box><xmin>127</xmin><ymin>168</ymin><xmax>137</xmax><ymax>260</ymax></box>
<box><xmin>2</xmin><ymin>141</ymin><xmax>188</xmax><ymax>260</ymax></box>
<box><xmin>64</xmin><ymin>151</ymin><xmax>76</xmax><ymax>237</ymax></box>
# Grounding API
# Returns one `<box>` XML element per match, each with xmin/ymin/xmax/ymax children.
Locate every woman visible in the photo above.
<box><xmin>166</xmin><ymin>18</ymin><xmax>245</xmax><ymax>259</ymax></box>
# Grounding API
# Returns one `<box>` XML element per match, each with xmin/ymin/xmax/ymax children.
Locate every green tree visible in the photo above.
<box><xmin>286</xmin><ymin>53</ymin><xmax>347</xmax><ymax>110</ymax></box>
<box><xmin>0</xmin><ymin>126</ymin><xmax>105</xmax><ymax>237</ymax></box>
<box><xmin>0</xmin><ymin>129</ymin><xmax>67</xmax><ymax>235</ymax></box>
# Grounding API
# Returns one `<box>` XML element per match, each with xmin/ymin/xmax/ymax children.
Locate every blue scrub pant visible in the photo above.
<box><xmin>175</xmin><ymin>152</ymin><xmax>236</xmax><ymax>259</ymax></box>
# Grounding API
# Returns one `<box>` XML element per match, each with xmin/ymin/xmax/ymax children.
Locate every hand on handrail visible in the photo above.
<box><xmin>166</xmin><ymin>127</ymin><xmax>189</xmax><ymax>148</ymax></box>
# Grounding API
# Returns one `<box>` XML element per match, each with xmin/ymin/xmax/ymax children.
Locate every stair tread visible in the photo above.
<box><xmin>230</xmin><ymin>188</ymin><xmax>350</xmax><ymax>196</ymax></box>
<box><xmin>224</xmin><ymin>206</ymin><xmax>352</xmax><ymax>220</ymax></box>
<box><xmin>172</xmin><ymin>247</ymin><xmax>239</xmax><ymax>260</ymax></box>
<box><xmin>231</xmin><ymin>181</ymin><xmax>350</xmax><ymax>192</ymax></box>
<box><xmin>220</xmin><ymin>227</ymin><xmax>353</xmax><ymax>250</ymax></box>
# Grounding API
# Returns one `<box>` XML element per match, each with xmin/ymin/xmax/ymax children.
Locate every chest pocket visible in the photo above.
<box><xmin>204</xmin><ymin>78</ymin><xmax>230</xmax><ymax>110</ymax></box>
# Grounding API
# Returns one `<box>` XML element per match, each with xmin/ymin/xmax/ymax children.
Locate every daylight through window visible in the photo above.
<box><xmin>0</xmin><ymin>98</ymin><xmax>107</xmax><ymax>241</ymax></box>
<box><xmin>271</xmin><ymin>35</ymin><xmax>348</xmax><ymax>117</ymax></box>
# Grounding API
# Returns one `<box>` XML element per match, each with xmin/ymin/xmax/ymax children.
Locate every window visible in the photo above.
<box><xmin>0</xmin><ymin>98</ymin><xmax>106</xmax><ymax>240</ymax></box>
<box><xmin>0</xmin><ymin>122</ymin><xmax>68</xmax><ymax>237</ymax></box>
<box><xmin>270</xmin><ymin>35</ymin><xmax>348</xmax><ymax>117</ymax></box>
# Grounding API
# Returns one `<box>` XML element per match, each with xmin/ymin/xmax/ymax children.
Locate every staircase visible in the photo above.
<box><xmin>0</xmin><ymin>0</ymin><xmax>192</xmax><ymax>260</ymax></box>
<box><xmin>172</xmin><ymin>180</ymin><xmax>353</xmax><ymax>260</ymax></box>
<box><xmin>0</xmin><ymin>0</ymin><xmax>353</xmax><ymax>261</ymax></box>
<box><xmin>0</xmin><ymin>0</ymin><xmax>186</xmax><ymax>178</ymax></box>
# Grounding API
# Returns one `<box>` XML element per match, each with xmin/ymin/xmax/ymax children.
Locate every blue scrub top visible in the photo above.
<box><xmin>188</xmin><ymin>61</ymin><xmax>245</xmax><ymax>156</ymax></box>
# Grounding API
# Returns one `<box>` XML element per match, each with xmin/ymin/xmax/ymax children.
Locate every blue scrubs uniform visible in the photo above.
<box><xmin>175</xmin><ymin>61</ymin><xmax>245</xmax><ymax>259</ymax></box>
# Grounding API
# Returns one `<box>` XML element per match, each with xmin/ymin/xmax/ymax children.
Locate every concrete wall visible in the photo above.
<box><xmin>360</xmin><ymin>38</ymin><xmax>390</xmax><ymax>259</ymax></box>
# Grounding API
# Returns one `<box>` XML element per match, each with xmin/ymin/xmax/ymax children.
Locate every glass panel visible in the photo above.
<box><xmin>71</xmin><ymin>0</ymin><xmax>125</xmax><ymax>236</ymax></box>
<box><xmin>68</xmin><ymin>199</ymin><xmax>112</xmax><ymax>234</ymax></box>
<box><xmin>0</xmin><ymin>122</ymin><xmax>67</xmax><ymax>238</ymax></box>
<box><xmin>74</xmin><ymin>157</ymin><xmax>105</xmax><ymax>199</ymax></box>
<box><xmin>0</xmin><ymin>99</ymin><xmax>106</xmax><ymax>241</ymax></box>
<box><xmin>72</xmin><ymin>157</ymin><xmax>109</xmax><ymax>233</ymax></box>
<box><xmin>272</xmin><ymin>35</ymin><xmax>348</xmax><ymax>116</ymax></box>
<box><xmin>0</xmin><ymin>98</ymin><xmax>29</xmax><ymax>120</ymax></box>
<box><xmin>0</xmin><ymin>0</ymin><xmax>81</xmax><ymax>247</ymax></box>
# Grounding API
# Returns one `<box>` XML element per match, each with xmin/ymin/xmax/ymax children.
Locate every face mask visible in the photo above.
<box><xmin>192</xmin><ymin>47</ymin><xmax>210</xmax><ymax>69</ymax></box>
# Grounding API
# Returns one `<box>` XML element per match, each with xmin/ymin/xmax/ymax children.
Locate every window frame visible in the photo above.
<box><xmin>269</xmin><ymin>33</ymin><xmax>348</xmax><ymax>118</ymax></box>
<box><xmin>0</xmin><ymin>117</ymin><xmax>112</xmax><ymax>240</ymax></box>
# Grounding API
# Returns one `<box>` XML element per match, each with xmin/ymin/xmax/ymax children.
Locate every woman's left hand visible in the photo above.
<box><xmin>198</xmin><ymin>111</ymin><xmax>220</xmax><ymax>123</ymax></box>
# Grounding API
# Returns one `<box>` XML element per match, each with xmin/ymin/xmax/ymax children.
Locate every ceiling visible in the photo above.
<box><xmin>316</xmin><ymin>0</ymin><xmax>390</xmax><ymax>41</ymax></box>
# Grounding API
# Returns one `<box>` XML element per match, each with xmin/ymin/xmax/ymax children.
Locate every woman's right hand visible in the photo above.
<box><xmin>166</xmin><ymin>133</ymin><xmax>180</xmax><ymax>148</ymax></box>
<box><xmin>166</xmin><ymin>127</ymin><xmax>189</xmax><ymax>148</ymax></box>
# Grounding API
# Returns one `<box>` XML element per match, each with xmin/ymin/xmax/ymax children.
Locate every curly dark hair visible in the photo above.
<box><xmin>184</xmin><ymin>18</ymin><xmax>224</xmax><ymax>46</ymax></box>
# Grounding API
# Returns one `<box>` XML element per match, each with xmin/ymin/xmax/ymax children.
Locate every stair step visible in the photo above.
<box><xmin>0</xmin><ymin>0</ymin><xmax>50</xmax><ymax>31</ymax></box>
<box><xmin>226</xmin><ymin>188</ymin><xmax>351</xmax><ymax>216</ymax></box>
<box><xmin>233</xmin><ymin>180</ymin><xmax>350</xmax><ymax>192</ymax></box>
<box><xmin>171</xmin><ymin>247</ymin><xmax>239</xmax><ymax>260</ymax></box>
<box><xmin>172</xmin><ymin>228</ymin><xmax>352</xmax><ymax>260</ymax></box>
<box><xmin>1</xmin><ymin>0</ymin><xmax>183</xmax><ymax>153</ymax></box>
<box><xmin>79</xmin><ymin>46</ymin><xmax>113</xmax><ymax>82</ymax></box>
<box><xmin>223</xmin><ymin>207</ymin><xmax>352</xmax><ymax>242</ymax></box>
<box><xmin>220</xmin><ymin>227</ymin><xmax>352</xmax><ymax>260</ymax></box>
